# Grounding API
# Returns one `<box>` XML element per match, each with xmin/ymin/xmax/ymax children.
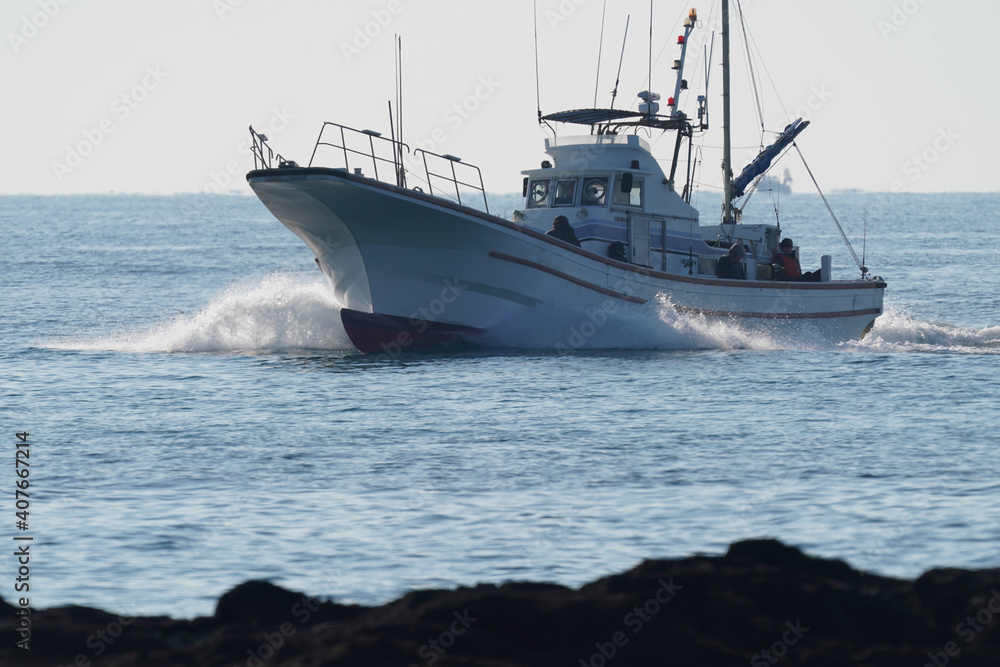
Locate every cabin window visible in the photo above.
<box><xmin>614</xmin><ymin>175</ymin><xmax>644</xmax><ymax>208</ymax></box>
<box><xmin>581</xmin><ymin>177</ymin><xmax>608</xmax><ymax>207</ymax></box>
<box><xmin>527</xmin><ymin>179</ymin><xmax>550</xmax><ymax>208</ymax></box>
<box><xmin>553</xmin><ymin>179</ymin><xmax>577</xmax><ymax>207</ymax></box>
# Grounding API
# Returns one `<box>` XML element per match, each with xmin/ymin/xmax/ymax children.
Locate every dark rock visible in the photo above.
<box><xmin>214</xmin><ymin>579</ymin><xmax>309</xmax><ymax>626</ymax></box>
<box><xmin>1</xmin><ymin>540</ymin><xmax>998</xmax><ymax>666</ymax></box>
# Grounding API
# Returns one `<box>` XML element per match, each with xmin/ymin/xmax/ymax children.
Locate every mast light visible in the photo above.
<box><xmin>677</xmin><ymin>35</ymin><xmax>685</xmax><ymax>44</ymax></box>
<box><xmin>689</xmin><ymin>8</ymin><xmax>697</xmax><ymax>21</ymax></box>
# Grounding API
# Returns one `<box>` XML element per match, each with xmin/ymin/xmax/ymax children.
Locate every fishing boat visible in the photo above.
<box><xmin>246</xmin><ymin>3</ymin><xmax>884</xmax><ymax>354</ymax></box>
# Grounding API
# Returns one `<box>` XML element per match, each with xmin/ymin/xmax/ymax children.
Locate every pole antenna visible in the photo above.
<box><xmin>862</xmin><ymin>207</ymin><xmax>869</xmax><ymax>277</ymax></box>
<box><xmin>392</xmin><ymin>35</ymin><xmax>406</xmax><ymax>188</ymax></box>
<box><xmin>648</xmin><ymin>0</ymin><xmax>653</xmax><ymax>101</ymax></box>
<box><xmin>593</xmin><ymin>0</ymin><xmax>608</xmax><ymax>108</ymax></box>
<box><xmin>610</xmin><ymin>15</ymin><xmax>630</xmax><ymax>109</ymax></box>
<box><xmin>533</xmin><ymin>0</ymin><xmax>542</xmax><ymax>124</ymax></box>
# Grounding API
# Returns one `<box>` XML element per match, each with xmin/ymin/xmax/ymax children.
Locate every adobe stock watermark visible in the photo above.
<box><xmin>213</xmin><ymin>0</ymin><xmax>250</xmax><ymax>21</ymax></box>
<box><xmin>578</xmin><ymin>578</ymin><xmax>682</xmax><ymax>667</ymax></box>
<box><xmin>521</xmin><ymin>450</ymin><xmax>636</xmax><ymax>566</ymax></box>
<box><xmin>878</xmin><ymin>0</ymin><xmax>932</xmax><ymax>40</ymax></box>
<box><xmin>890</xmin><ymin>127</ymin><xmax>960</xmax><ymax>192</ymax></box>
<box><xmin>376</xmin><ymin>277</ymin><xmax>468</xmax><ymax>359</ymax></box>
<box><xmin>555</xmin><ymin>299</ymin><xmax>619</xmax><ymax>353</ymax></box>
<box><xmin>238</xmin><ymin>595</ymin><xmax>324</xmax><ymax>667</ymax></box>
<box><xmin>781</xmin><ymin>85</ymin><xmax>833</xmax><ymax>126</ymax></box>
<box><xmin>854</xmin><ymin>490</ymin><xmax>939</xmax><ymax>573</ymax></box>
<box><xmin>736</xmin><ymin>85</ymin><xmax>834</xmax><ymax>168</ymax></box>
<box><xmin>545</xmin><ymin>0</ymin><xmax>593</xmax><ymax>31</ymax></box>
<box><xmin>923</xmin><ymin>589</ymin><xmax>1000</xmax><ymax>667</ymax></box>
<box><xmin>51</xmin><ymin>65</ymin><xmax>169</xmax><ymax>183</ymax></box>
<box><xmin>55</xmin><ymin>600</ymin><xmax>140</xmax><ymax>667</ymax></box>
<box><xmin>750</xmin><ymin>620</ymin><xmax>810</xmax><ymax>666</ymax></box>
<box><xmin>203</xmin><ymin>107</ymin><xmax>295</xmax><ymax>193</ymax></box>
<box><xmin>340</xmin><ymin>0</ymin><xmax>405</xmax><ymax>63</ymax></box>
<box><xmin>408</xmin><ymin>609</ymin><xmax>477</xmax><ymax>667</ymax></box>
<box><xmin>407</xmin><ymin>74</ymin><xmax>503</xmax><ymax>161</ymax></box>
<box><xmin>8</xmin><ymin>0</ymin><xmax>72</xmax><ymax>53</ymax></box>
<box><xmin>727</xmin><ymin>475</ymin><xmax>785</xmax><ymax>535</ymax></box>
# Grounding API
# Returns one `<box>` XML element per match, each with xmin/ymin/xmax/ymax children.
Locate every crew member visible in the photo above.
<box><xmin>546</xmin><ymin>215</ymin><xmax>582</xmax><ymax>247</ymax></box>
<box><xmin>773</xmin><ymin>238</ymin><xmax>820</xmax><ymax>282</ymax></box>
<box><xmin>716</xmin><ymin>243</ymin><xmax>747</xmax><ymax>279</ymax></box>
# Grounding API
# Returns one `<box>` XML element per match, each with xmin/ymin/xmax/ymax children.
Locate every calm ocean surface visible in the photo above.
<box><xmin>3</xmin><ymin>192</ymin><xmax>999</xmax><ymax>619</ymax></box>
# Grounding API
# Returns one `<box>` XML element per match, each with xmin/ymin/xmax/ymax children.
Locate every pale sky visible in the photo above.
<box><xmin>3</xmin><ymin>0</ymin><xmax>998</xmax><ymax>195</ymax></box>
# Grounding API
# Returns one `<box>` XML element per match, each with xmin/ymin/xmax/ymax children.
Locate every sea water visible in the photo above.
<box><xmin>2</xmin><ymin>192</ymin><xmax>999</xmax><ymax>618</ymax></box>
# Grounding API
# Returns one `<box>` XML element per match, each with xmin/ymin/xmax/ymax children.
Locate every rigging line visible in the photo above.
<box><xmin>862</xmin><ymin>208</ymin><xmax>868</xmax><ymax>273</ymax></box>
<box><xmin>794</xmin><ymin>143</ymin><xmax>865</xmax><ymax>273</ymax></box>
<box><xmin>741</xmin><ymin>18</ymin><xmax>789</xmax><ymax>122</ymax></box>
<box><xmin>627</xmin><ymin>7</ymin><xmax>686</xmax><ymax>112</ymax></box>
<box><xmin>734</xmin><ymin>0</ymin><xmax>765</xmax><ymax>139</ymax></box>
<box><xmin>739</xmin><ymin>145</ymin><xmax>796</xmax><ymax>209</ymax></box>
<box><xmin>648</xmin><ymin>0</ymin><xmax>653</xmax><ymax>103</ymax></box>
<box><xmin>533</xmin><ymin>0</ymin><xmax>542</xmax><ymax>124</ymax></box>
<box><xmin>396</xmin><ymin>35</ymin><xmax>406</xmax><ymax>188</ymax></box>
<box><xmin>609</xmin><ymin>15</ymin><xmax>630</xmax><ymax>109</ymax></box>
<box><xmin>594</xmin><ymin>0</ymin><xmax>607</xmax><ymax>108</ymax></box>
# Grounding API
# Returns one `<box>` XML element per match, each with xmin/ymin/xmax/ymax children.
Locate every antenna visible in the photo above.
<box><xmin>609</xmin><ymin>15</ymin><xmax>630</xmax><ymax>109</ymax></box>
<box><xmin>862</xmin><ymin>207</ymin><xmax>869</xmax><ymax>277</ymax></box>
<box><xmin>593</xmin><ymin>0</ymin><xmax>608</xmax><ymax>108</ymax></box>
<box><xmin>648</xmin><ymin>0</ymin><xmax>653</xmax><ymax>101</ymax></box>
<box><xmin>392</xmin><ymin>35</ymin><xmax>406</xmax><ymax>188</ymax></box>
<box><xmin>533</xmin><ymin>0</ymin><xmax>542</xmax><ymax>124</ymax></box>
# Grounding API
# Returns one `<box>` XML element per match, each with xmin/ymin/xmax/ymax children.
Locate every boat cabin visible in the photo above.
<box><xmin>517</xmin><ymin>133</ymin><xmax>781</xmax><ymax>279</ymax></box>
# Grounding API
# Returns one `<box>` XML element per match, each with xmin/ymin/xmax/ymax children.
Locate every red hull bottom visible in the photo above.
<box><xmin>340</xmin><ymin>308</ymin><xmax>483</xmax><ymax>354</ymax></box>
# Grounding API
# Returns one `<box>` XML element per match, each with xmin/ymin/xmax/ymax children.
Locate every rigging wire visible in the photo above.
<box><xmin>631</xmin><ymin>8</ymin><xmax>686</xmax><ymax>108</ymax></box>
<box><xmin>734</xmin><ymin>0</ymin><xmax>765</xmax><ymax>138</ymax></box>
<box><xmin>594</xmin><ymin>0</ymin><xmax>608</xmax><ymax>108</ymax></box>
<box><xmin>395</xmin><ymin>35</ymin><xmax>406</xmax><ymax>188</ymax></box>
<box><xmin>609</xmin><ymin>15</ymin><xmax>630</xmax><ymax>109</ymax></box>
<box><xmin>794</xmin><ymin>143</ymin><xmax>866</xmax><ymax>275</ymax></box>
<box><xmin>648</xmin><ymin>0</ymin><xmax>653</xmax><ymax>104</ymax></box>
<box><xmin>533</xmin><ymin>0</ymin><xmax>542</xmax><ymax>124</ymax></box>
<box><xmin>740</xmin><ymin>15</ymin><xmax>790</xmax><ymax>123</ymax></box>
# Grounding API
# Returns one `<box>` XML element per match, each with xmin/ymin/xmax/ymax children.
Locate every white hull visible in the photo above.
<box><xmin>249</xmin><ymin>169</ymin><xmax>883</xmax><ymax>352</ymax></box>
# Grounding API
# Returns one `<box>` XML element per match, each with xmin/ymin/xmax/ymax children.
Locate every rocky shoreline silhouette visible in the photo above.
<box><xmin>3</xmin><ymin>539</ymin><xmax>999</xmax><ymax>666</ymax></box>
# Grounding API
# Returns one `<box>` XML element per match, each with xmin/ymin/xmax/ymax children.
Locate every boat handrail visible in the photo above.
<box><xmin>308</xmin><ymin>121</ymin><xmax>410</xmax><ymax>186</ymax></box>
<box><xmin>249</xmin><ymin>126</ymin><xmax>289</xmax><ymax>170</ymax></box>
<box><xmin>413</xmin><ymin>149</ymin><xmax>490</xmax><ymax>214</ymax></box>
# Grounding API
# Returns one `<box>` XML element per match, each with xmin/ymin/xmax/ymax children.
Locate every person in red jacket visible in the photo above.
<box><xmin>773</xmin><ymin>238</ymin><xmax>820</xmax><ymax>282</ymax></box>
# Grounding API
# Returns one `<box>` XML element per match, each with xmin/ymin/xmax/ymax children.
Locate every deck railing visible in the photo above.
<box><xmin>249</xmin><ymin>126</ymin><xmax>290</xmax><ymax>170</ymax></box>
<box><xmin>301</xmin><ymin>121</ymin><xmax>490</xmax><ymax>214</ymax></box>
<box><xmin>308</xmin><ymin>122</ymin><xmax>409</xmax><ymax>187</ymax></box>
<box><xmin>413</xmin><ymin>149</ymin><xmax>490</xmax><ymax>214</ymax></box>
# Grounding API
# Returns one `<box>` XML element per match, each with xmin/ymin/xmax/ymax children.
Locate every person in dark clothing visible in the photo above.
<box><xmin>608</xmin><ymin>241</ymin><xmax>628</xmax><ymax>262</ymax></box>
<box><xmin>716</xmin><ymin>243</ymin><xmax>747</xmax><ymax>279</ymax></box>
<box><xmin>772</xmin><ymin>238</ymin><xmax>820</xmax><ymax>282</ymax></box>
<box><xmin>546</xmin><ymin>215</ymin><xmax>582</xmax><ymax>247</ymax></box>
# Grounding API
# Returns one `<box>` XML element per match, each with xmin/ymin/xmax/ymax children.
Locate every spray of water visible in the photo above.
<box><xmin>851</xmin><ymin>307</ymin><xmax>1000</xmax><ymax>355</ymax></box>
<box><xmin>63</xmin><ymin>273</ymin><xmax>352</xmax><ymax>353</ymax></box>
<box><xmin>53</xmin><ymin>275</ymin><xmax>999</xmax><ymax>356</ymax></box>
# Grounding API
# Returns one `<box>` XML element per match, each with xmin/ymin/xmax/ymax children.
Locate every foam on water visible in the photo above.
<box><xmin>52</xmin><ymin>273</ymin><xmax>999</xmax><ymax>356</ymax></box>
<box><xmin>61</xmin><ymin>273</ymin><xmax>352</xmax><ymax>353</ymax></box>
<box><xmin>479</xmin><ymin>295</ymin><xmax>830</xmax><ymax>352</ymax></box>
<box><xmin>851</xmin><ymin>306</ymin><xmax>1000</xmax><ymax>355</ymax></box>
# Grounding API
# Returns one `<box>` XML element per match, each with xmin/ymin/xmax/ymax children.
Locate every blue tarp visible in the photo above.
<box><xmin>731</xmin><ymin>118</ymin><xmax>809</xmax><ymax>199</ymax></box>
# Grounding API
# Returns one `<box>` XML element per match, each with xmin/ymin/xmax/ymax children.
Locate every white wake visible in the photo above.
<box><xmin>60</xmin><ymin>273</ymin><xmax>352</xmax><ymax>353</ymax></box>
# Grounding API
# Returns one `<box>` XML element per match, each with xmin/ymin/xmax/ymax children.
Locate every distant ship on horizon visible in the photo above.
<box><xmin>763</xmin><ymin>168</ymin><xmax>794</xmax><ymax>196</ymax></box>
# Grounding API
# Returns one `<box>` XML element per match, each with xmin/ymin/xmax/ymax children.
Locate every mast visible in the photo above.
<box><xmin>721</xmin><ymin>0</ymin><xmax>734</xmax><ymax>225</ymax></box>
